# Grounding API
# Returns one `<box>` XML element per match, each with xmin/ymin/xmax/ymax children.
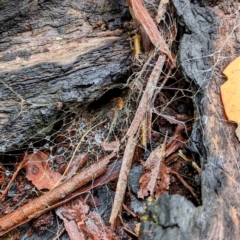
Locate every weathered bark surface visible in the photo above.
<box><xmin>0</xmin><ymin>0</ymin><xmax>131</xmax><ymax>152</ymax></box>
<box><xmin>140</xmin><ymin>0</ymin><xmax>240</xmax><ymax>239</ymax></box>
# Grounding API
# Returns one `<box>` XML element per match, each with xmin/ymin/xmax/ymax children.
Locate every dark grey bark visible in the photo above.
<box><xmin>0</xmin><ymin>0</ymin><xmax>131</xmax><ymax>152</ymax></box>
<box><xmin>140</xmin><ymin>0</ymin><xmax>240</xmax><ymax>239</ymax></box>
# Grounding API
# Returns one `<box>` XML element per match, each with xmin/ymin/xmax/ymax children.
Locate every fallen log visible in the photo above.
<box><xmin>0</xmin><ymin>0</ymin><xmax>131</xmax><ymax>152</ymax></box>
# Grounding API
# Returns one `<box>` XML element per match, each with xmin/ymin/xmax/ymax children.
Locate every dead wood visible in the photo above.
<box><xmin>127</xmin><ymin>0</ymin><xmax>175</xmax><ymax>66</ymax></box>
<box><xmin>0</xmin><ymin>0</ymin><xmax>131</xmax><ymax>152</ymax></box>
<box><xmin>140</xmin><ymin>0</ymin><xmax>240</xmax><ymax>239</ymax></box>
<box><xmin>0</xmin><ymin>152</ymin><xmax>115</xmax><ymax>236</ymax></box>
<box><xmin>109</xmin><ymin>54</ymin><xmax>166</xmax><ymax>225</ymax></box>
<box><xmin>127</xmin><ymin>55</ymin><xmax>166</xmax><ymax>138</ymax></box>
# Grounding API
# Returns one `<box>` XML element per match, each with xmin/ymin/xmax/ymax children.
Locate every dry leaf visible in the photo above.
<box><xmin>220</xmin><ymin>56</ymin><xmax>240</xmax><ymax>141</ymax></box>
<box><xmin>24</xmin><ymin>151</ymin><xmax>61</xmax><ymax>190</ymax></box>
<box><xmin>59</xmin><ymin>199</ymin><xmax>119</xmax><ymax>240</ymax></box>
<box><xmin>56</xmin><ymin>206</ymin><xmax>85</xmax><ymax>240</ymax></box>
<box><xmin>83</xmin><ymin>211</ymin><xmax>120</xmax><ymax>240</ymax></box>
<box><xmin>138</xmin><ymin>137</ymin><xmax>169</xmax><ymax>199</ymax></box>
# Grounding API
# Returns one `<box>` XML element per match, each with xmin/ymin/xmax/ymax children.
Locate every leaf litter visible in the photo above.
<box><xmin>0</xmin><ymin>1</ymin><xmax>202</xmax><ymax>239</ymax></box>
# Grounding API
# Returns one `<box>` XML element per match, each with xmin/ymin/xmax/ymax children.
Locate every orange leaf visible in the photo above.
<box><xmin>220</xmin><ymin>56</ymin><xmax>240</xmax><ymax>140</ymax></box>
<box><xmin>24</xmin><ymin>151</ymin><xmax>61</xmax><ymax>190</ymax></box>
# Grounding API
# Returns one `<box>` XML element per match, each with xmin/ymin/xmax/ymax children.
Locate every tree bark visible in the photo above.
<box><xmin>0</xmin><ymin>0</ymin><xmax>131</xmax><ymax>152</ymax></box>
<box><xmin>140</xmin><ymin>0</ymin><xmax>240</xmax><ymax>239</ymax></box>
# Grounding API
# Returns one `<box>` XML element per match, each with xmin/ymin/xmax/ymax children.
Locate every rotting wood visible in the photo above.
<box><xmin>140</xmin><ymin>0</ymin><xmax>240</xmax><ymax>239</ymax></box>
<box><xmin>0</xmin><ymin>0</ymin><xmax>131</xmax><ymax>152</ymax></box>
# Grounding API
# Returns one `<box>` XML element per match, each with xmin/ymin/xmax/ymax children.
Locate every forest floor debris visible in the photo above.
<box><xmin>0</xmin><ymin>1</ymin><xmax>201</xmax><ymax>239</ymax></box>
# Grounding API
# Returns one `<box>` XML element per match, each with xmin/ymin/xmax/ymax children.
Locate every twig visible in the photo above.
<box><xmin>52</xmin><ymin>119</ymin><xmax>107</xmax><ymax>189</ymax></box>
<box><xmin>122</xmin><ymin>203</ymin><xmax>137</xmax><ymax>218</ymax></box>
<box><xmin>170</xmin><ymin>170</ymin><xmax>198</xmax><ymax>199</ymax></box>
<box><xmin>19</xmin><ymin>159</ymin><xmax>121</xmax><ymax>224</ymax></box>
<box><xmin>127</xmin><ymin>55</ymin><xmax>166</xmax><ymax>138</ymax></box>
<box><xmin>152</xmin><ymin>65</ymin><xmax>173</xmax><ymax>104</ymax></box>
<box><xmin>109</xmin><ymin>55</ymin><xmax>166</xmax><ymax>226</ymax></box>
<box><xmin>178</xmin><ymin>150</ymin><xmax>202</xmax><ymax>174</ymax></box>
<box><xmin>0</xmin><ymin>152</ymin><xmax>115</xmax><ymax>236</ymax></box>
<box><xmin>52</xmin><ymin>227</ymin><xmax>65</xmax><ymax>240</ymax></box>
<box><xmin>0</xmin><ymin>153</ymin><xmax>28</xmax><ymax>201</ymax></box>
<box><xmin>156</xmin><ymin>0</ymin><xmax>170</xmax><ymax>24</ymax></box>
<box><xmin>109</xmin><ymin>135</ymin><xmax>138</xmax><ymax>226</ymax></box>
<box><xmin>122</xmin><ymin>226</ymin><xmax>138</xmax><ymax>239</ymax></box>
<box><xmin>128</xmin><ymin>0</ymin><xmax>175</xmax><ymax>66</ymax></box>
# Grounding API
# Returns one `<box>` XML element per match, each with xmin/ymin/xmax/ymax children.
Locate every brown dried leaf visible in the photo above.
<box><xmin>155</xmin><ymin>162</ymin><xmax>170</xmax><ymax>198</ymax></box>
<box><xmin>82</xmin><ymin>211</ymin><xmax>120</xmax><ymax>240</ymax></box>
<box><xmin>24</xmin><ymin>151</ymin><xmax>61</xmax><ymax>190</ymax></box>
<box><xmin>56</xmin><ymin>206</ymin><xmax>85</xmax><ymax>240</ymax></box>
<box><xmin>138</xmin><ymin>137</ymin><xmax>169</xmax><ymax>199</ymax></box>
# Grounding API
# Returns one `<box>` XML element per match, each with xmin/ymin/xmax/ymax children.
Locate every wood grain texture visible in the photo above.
<box><xmin>0</xmin><ymin>0</ymin><xmax>132</xmax><ymax>152</ymax></box>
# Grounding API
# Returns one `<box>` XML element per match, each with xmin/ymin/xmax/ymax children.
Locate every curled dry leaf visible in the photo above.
<box><xmin>56</xmin><ymin>206</ymin><xmax>85</xmax><ymax>240</ymax></box>
<box><xmin>58</xmin><ymin>199</ymin><xmax>119</xmax><ymax>240</ymax></box>
<box><xmin>82</xmin><ymin>211</ymin><xmax>120</xmax><ymax>240</ymax></box>
<box><xmin>24</xmin><ymin>151</ymin><xmax>61</xmax><ymax>190</ymax></box>
<box><xmin>220</xmin><ymin>56</ymin><xmax>240</xmax><ymax>141</ymax></box>
<box><xmin>138</xmin><ymin>136</ymin><xmax>169</xmax><ymax>199</ymax></box>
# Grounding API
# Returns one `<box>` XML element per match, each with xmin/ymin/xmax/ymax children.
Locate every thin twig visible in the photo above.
<box><xmin>127</xmin><ymin>55</ymin><xmax>166</xmax><ymax>138</ymax></box>
<box><xmin>52</xmin><ymin>227</ymin><xmax>65</xmax><ymax>240</ymax></box>
<box><xmin>0</xmin><ymin>153</ymin><xmax>28</xmax><ymax>202</ymax></box>
<box><xmin>109</xmin><ymin>55</ymin><xmax>166</xmax><ymax>226</ymax></box>
<box><xmin>0</xmin><ymin>152</ymin><xmax>115</xmax><ymax>235</ymax></box>
<box><xmin>156</xmin><ymin>0</ymin><xmax>170</xmax><ymax>24</ymax></box>
<box><xmin>52</xmin><ymin>119</ymin><xmax>107</xmax><ymax>189</ymax></box>
<box><xmin>170</xmin><ymin>170</ymin><xmax>198</xmax><ymax>199</ymax></box>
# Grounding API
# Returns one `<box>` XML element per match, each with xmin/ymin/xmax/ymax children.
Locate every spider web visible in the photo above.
<box><xmin>0</xmin><ymin>0</ymin><xmax>239</xmax><ymax>238</ymax></box>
